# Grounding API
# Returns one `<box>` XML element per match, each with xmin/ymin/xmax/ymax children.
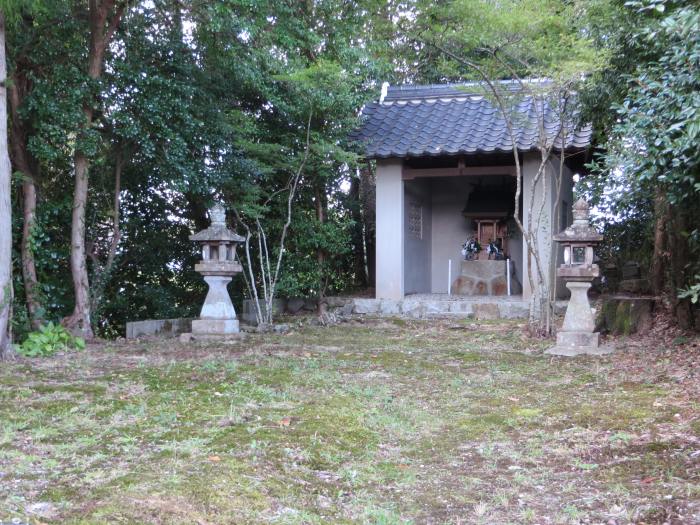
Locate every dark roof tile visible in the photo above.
<box><xmin>350</xmin><ymin>80</ymin><xmax>593</xmax><ymax>159</ymax></box>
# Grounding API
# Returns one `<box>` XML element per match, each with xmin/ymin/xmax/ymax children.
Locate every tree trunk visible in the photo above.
<box><xmin>21</xmin><ymin>177</ymin><xmax>39</xmax><ymax>327</ymax></box>
<box><xmin>8</xmin><ymin>78</ymin><xmax>42</xmax><ymax>329</ymax></box>
<box><xmin>68</xmin><ymin>153</ymin><xmax>93</xmax><ymax>337</ymax></box>
<box><xmin>315</xmin><ymin>185</ymin><xmax>327</xmax><ymax>317</ymax></box>
<box><xmin>0</xmin><ymin>12</ymin><xmax>14</xmax><ymax>359</ymax></box>
<box><xmin>359</xmin><ymin>162</ymin><xmax>375</xmax><ymax>289</ymax></box>
<box><xmin>66</xmin><ymin>0</ymin><xmax>123</xmax><ymax>338</ymax></box>
<box><xmin>668</xmin><ymin>209</ymin><xmax>694</xmax><ymax>330</ymax></box>
<box><xmin>650</xmin><ymin>188</ymin><xmax>668</xmax><ymax>296</ymax></box>
<box><xmin>348</xmin><ymin>175</ymin><xmax>367</xmax><ymax>288</ymax></box>
<box><xmin>88</xmin><ymin>152</ymin><xmax>122</xmax><ymax>318</ymax></box>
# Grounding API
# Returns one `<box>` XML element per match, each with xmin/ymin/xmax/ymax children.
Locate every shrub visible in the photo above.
<box><xmin>16</xmin><ymin>322</ymin><xmax>86</xmax><ymax>357</ymax></box>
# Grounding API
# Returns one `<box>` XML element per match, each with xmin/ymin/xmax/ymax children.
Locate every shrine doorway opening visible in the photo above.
<box><xmin>402</xmin><ymin>172</ymin><xmax>524</xmax><ymax>296</ymax></box>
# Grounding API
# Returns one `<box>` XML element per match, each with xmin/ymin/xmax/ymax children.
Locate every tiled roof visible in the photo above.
<box><xmin>351</xmin><ymin>80</ymin><xmax>592</xmax><ymax>159</ymax></box>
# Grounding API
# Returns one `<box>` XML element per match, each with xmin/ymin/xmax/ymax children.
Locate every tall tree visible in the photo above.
<box><xmin>65</xmin><ymin>0</ymin><xmax>125</xmax><ymax>338</ymax></box>
<box><xmin>6</xmin><ymin>5</ymin><xmax>53</xmax><ymax>330</ymax></box>
<box><xmin>0</xmin><ymin>9</ymin><xmax>12</xmax><ymax>359</ymax></box>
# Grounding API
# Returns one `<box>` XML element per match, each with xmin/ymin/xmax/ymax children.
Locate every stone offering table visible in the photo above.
<box><xmin>451</xmin><ymin>260</ymin><xmax>521</xmax><ymax>296</ymax></box>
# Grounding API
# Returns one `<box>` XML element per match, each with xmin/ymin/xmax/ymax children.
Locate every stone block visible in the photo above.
<box><xmin>379</xmin><ymin>299</ymin><xmax>401</xmax><ymax>315</ymax></box>
<box><xmin>449</xmin><ymin>301</ymin><xmax>473</xmax><ymax>314</ymax></box>
<box><xmin>199</xmin><ymin>276</ymin><xmax>236</xmax><ymax>319</ymax></box>
<box><xmin>619</xmin><ymin>279</ymin><xmax>650</xmax><ymax>294</ymax></box>
<box><xmin>192</xmin><ymin>318</ymin><xmax>240</xmax><ymax>335</ymax></box>
<box><xmin>473</xmin><ymin>303</ymin><xmax>500</xmax><ymax>320</ymax></box>
<box><xmin>340</xmin><ymin>302</ymin><xmax>355</xmax><ymax>316</ymax></box>
<box><xmin>401</xmin><ymin>299</ymin><xmax>425</xmax><ymax>318</ymax></box>
<box><xmin>546</xmin><ymin>330</ymin><xmax>612</xmax><ymax>356</ymax></box>
<box><xmin>557</xmin><ymin>330</ymin><xmax>599</xmax><ymax>348</ymax></box>
<box><xmin>241</xmin><ymin>299</ymin><xmax>286</xmax><ymax>325</ymax></box>
<box><xmin>452</xmin><ymin>276</ymin><xmax>475</xmax><ymax>295</ymax></box>
<box><xmin>286</xmin><ymin>297</ymin><xmax>306</xmax><ymax>314</ymax></box>
<box><xmin>303</xmin><ymin>298</ymin><xmax>318</xmax><ymax>311</ymax></box>
<box><xmin>622</xmin><ymin>261</ymin><xmax>641</xmax><ymax>280</ymax></box>
<box><xmin>451</xmin><ymin>260</ymin><xmax>520</xmax><ymax>297</ymax></box>
<box><xmin>491</xmin><ymin>277</ymin><xmax>508</xmax><ymax>296</ymax></box>
<box><xmin>561</xmin><ymin>281</ymin><xmax>595</xmax><ymax>332</ymax></box>
<box><xmin>499</xmin><ymin>303</ymin><xmax>529</xmax><ymax>319</ymax></box>
<box><xmin>461</xmin><ymin>260</ymin><xmax>505</xmax><ymax>280</ymax></box>
<box><xmin>474</xmin><ymin>281</ymin><xmax>488</xmax><ymax>295</ymax></box>
<box><xmin>325</xmin><ymin>296</ymin><xmax>348</xmax><ymax>308</ymax></box>
<box><xmin>423</xmin><ymin>300</ymin><xmax>450</xmax><ymax>314</ymax></box>
<box><xmin>596</xmin><ymin>297</ymin><xmax>654</xmax><ymax>335</ymax></box>
<box><xmin>126</xmin><ymin>318</ymin><xmax>192</xmax><ymax>339</ymax></box>
<box><xmin>353</xmin><ymin>298</ymin><xmax>380</xmax><ymax>314</ymax></box>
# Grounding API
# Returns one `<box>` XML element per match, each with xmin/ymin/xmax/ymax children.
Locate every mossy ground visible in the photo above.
<box><xmin>1</xmin><ymin>318</ymin><xmax>698</xmax><ymax>524</ymax></box>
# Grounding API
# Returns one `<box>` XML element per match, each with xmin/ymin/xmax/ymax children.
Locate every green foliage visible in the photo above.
<box><xmin>7</xmin><ymin>0</ymin><xmax>394</xmax><ymax>334</ymax></box>
<box><xmin>679</xmin><ymin>280</ymin><xmax>700</xmax><ymax>304</ymax></box>
<box><xmin>582</xmin><ymin>0</ymin><xmax>700</xmax><ymax>299</ymax></box>
<box><xmin>409</xmin><ymin>0</ymin><xmax>603</xmax><ymax>83</ymax></box>
<box><xmin>15</xmin><ymin>322</ymin><xmax>85</xmax><ymax>357</ymax></box>
<box><xmin>604</xmin><ymin>3</ymin><xmax>700</xmax><ymax>206</ymax></box>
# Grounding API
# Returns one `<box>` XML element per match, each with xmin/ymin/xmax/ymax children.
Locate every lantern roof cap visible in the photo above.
<box><xmin>553</xmin><ymin>198</ymin><xmax>603</xmax><ymax>243</ymax></box>
<box><xmin>189</xmin><ymin>203</ymin><xmax>245</xmax><ymax>242</ymax></box>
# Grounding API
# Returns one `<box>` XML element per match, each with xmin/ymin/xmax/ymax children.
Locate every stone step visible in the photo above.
<box><xmin>349</xmin><ymin>298</ymin><xmax>528</xmax><ymax>319</ymax></box>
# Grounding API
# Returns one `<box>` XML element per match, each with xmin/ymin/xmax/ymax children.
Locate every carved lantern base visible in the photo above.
<box><xmin>191</xmin><ymin>276</ymin><xmax>240</xmax><ymax>336</ymax></box>
<box><xmin>546</xmin><ymin>279</ymin><xmax>612</xmax><ymax>357</ymax></box>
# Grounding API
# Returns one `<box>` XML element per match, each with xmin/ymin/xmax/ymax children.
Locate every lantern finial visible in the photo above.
<box><xmin>572</xmin><ymin>198</ymin><xmax>590</xmax><ymax>223</ymax></box>
<box><xmin>209</xmin><ymin>203</ymin><xmax>226</xmax><ymax>227</ymax></box>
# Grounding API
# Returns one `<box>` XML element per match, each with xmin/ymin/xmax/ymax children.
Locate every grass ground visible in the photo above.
<box><xmin>0</xmin><ymin>317</ymin><xmax>698</xmax><ymax>524</ymax></box>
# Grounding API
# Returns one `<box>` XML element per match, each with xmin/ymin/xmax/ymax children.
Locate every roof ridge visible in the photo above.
<box><xmin>384</xmin><ymin>78</ymin><xmax>552</xmax><ymax>102</ymax></box>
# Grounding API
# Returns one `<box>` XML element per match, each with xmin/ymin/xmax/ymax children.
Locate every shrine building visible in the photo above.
<box><xmin>352</xmin><ymin>80</ymin><xmax>592</xmax><ymax>301</ymax></box>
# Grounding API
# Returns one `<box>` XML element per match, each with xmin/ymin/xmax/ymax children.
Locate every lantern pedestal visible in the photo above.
<box><xmin>546</xmin><ymin>281</ymin><xmax>612</xmax><ymax>356</ymax></box>
<box><xmin>191</xmin><ymin>276</ymin><xmax>240</xmax><ymax>336</ymax></box>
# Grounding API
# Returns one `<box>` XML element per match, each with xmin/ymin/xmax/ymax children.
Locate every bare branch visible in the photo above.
<box><xmin>267</xmin><ymin>110</ymin><xmax>313</xmax><ymax>306</ymax></box>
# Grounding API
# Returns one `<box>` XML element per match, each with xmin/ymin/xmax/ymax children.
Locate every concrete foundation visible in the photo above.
<box><xmin>341</xmin><ymin>294</ymin><xmax>529</xmax><ymax>319</ymax></box>
<box><xmin>546</xmin><ymin>331</ymin><xmax>613</xmax><ymax>356</ymax></box>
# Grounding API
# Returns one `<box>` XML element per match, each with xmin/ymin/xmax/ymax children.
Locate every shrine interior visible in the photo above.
<box><xmin>403</xmin><ymin>173</ymin><xmax>524</xmax><ymax>295</ymax></box>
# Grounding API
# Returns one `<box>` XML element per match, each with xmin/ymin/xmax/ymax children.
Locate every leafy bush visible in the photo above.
<box><xmin>16</xmin><ymin>322</ymin><xmax>86</xmax><ymax>357</ymax></box>
<box><xmin>679</xmin><ymin>279</ymin><xmax>700</xmax><ymax>304</ymax></box>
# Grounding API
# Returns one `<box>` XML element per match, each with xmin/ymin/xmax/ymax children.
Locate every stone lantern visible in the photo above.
<box><xmin>189</xmin><ymin>203</ymin><xmax>245</xmax><ymax>337</ymax></box>
<box><xmin>546</xmin><ymin>199</ymin><xmax>611</xmax><ymax>356</ymax></box>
